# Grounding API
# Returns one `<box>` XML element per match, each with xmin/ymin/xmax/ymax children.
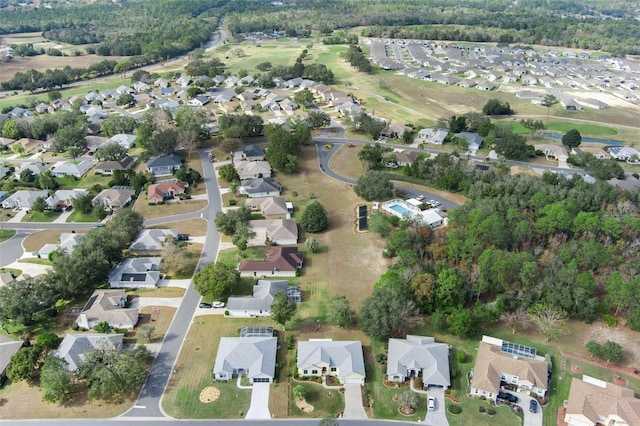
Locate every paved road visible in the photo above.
<box><xmin>0</xmin><ymin>230</ymin><xmax>28</xmax><ymax>267</ymax></box>
<box><xmin>2</xmin><ymin>420</ymin><xmax>412</xmax><ymax>426</ymax></box>
<box><xmin>122</xmin><ymin>148</ymin><xmax>222</xmax><ymax>418</ymax></box>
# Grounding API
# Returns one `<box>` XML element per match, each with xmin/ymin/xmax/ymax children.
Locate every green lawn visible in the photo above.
<box><xmin>23</xmin><ymin>210</ymin><xmax>60</xmax><ymax>222</ymax></box>
<box><xmin>545</xmin><ymin>121</ymin><xmax>618</xmax><ymax>136</ymax></box>
<box><xmin>289</xmin><ymin>380</ymin><xmax>344</xmax><ymax>419</ymax></box>
<box><xmin>169</xmin><ymin>378</ymin><xmax>252</xmax><ymax>419</ymax></box>
<box><xmin>0</xmin><ymin>229</ymin><xmax>16</xmax><ymax>242</ymax></box>
<box><xmin>67</xmin><ymin>210</ymin><xmax>101</xmax><ymax>222</ymax></box>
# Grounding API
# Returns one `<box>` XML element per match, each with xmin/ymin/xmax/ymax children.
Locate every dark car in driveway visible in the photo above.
<box><xmin>199</xmin><ymin>302</ymin><xmax>212</xmax><ymax>308</ymax></box>
<box><xmin>529</xmin><ymin>399</ymin><xmax>538</xmax><ymax>413</ymax></box>
<box><xmin>498</xmin><ymin>391</ymin><xmax>518</xmax><ymax>403</ymax></box>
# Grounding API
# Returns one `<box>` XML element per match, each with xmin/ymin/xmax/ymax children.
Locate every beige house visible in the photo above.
<box><xmin>235</xmin><ymin>160</ymin><xmax>272</xmax><ymax>181</ymax></box>
<box><xmin>564</xmin><ymin>376</ymin><xmax>640</xmax><ymax>426</ymax></box>
<box><xmin>297</xmin><ymin>340</ymin><xmax>365</xmax><ymax>385</ymax></box>
<box><xmin>76</xmin><ymin>289</ymin><xmax>139</xmax><ymax>330</ymax></box>
<box><xmin>470</xmin><ymin>335</ymin><xmax>548</xmax><ymax>402</ymax></box>
<box><xmin>246</xmin><ymin>196</ymin><xmax>290</xmax><ymax>219</ymax></box>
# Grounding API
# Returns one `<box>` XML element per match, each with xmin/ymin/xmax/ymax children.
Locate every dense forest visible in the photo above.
<box><xmin>366</xmin><ymin>154</ymin><xmax>640</xmax><ymax>338</ymax></box>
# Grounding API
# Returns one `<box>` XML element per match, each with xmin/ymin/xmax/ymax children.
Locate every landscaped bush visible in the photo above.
<box><xmin>478</xmin><ymin>405</ymin><xmax>486</xmax><ymax>413</ymax></box>
<box><xmin>376</xmin><ymin>353</ymin><xmax>387</xmax><ymax>364</ymax></box>
<box><xmin>228</xmin><ymin>199</ymin><xmax>236</xmax><ymax>206</ymax></box>
<box><xmin>487</xmin><ymin>408</ymin><xmax>495</xmax><ymax>415</ymax></box>
<box><xmin>71</xmin><ymin>322</ymin><xmax>79</xmax><ymax>331</ymax></box>
<box><xmin>448</xmin><ymin>404</ymin><xmax>462</xmax><ymax>414</ymax></box>
<box><xmin>603</xmin><ymin>315</ymin><xmax>617</xmax><ymax>327</ymax></box>
<box><xmin>457</xmin><ymin>350</ymin><xmax>467</xmax><ymax>364</ymax></box>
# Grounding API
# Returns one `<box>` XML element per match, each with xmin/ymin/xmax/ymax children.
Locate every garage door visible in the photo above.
<box><xmin>344</xmin><ymin>378</ymin><xmax>362</xmax><ymax>384</ymax></box>
<box><xmin>253</xmin><ymin>378</ymin><xmax>271</xmax><ymax>383</ymax></box>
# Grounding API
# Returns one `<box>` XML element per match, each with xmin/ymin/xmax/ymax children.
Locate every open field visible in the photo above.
<box><xmin>123</xmin><ymin>306</ymin><xmax>176</xmax><ymax>345</ymax></box>
<box><xmin>133</xmin><ymin>197</ymin><xmax>207</xmax><ymax>220</ymax></box>
<box><xmin>148</xmin><ymin>218</ymin><xmax>207</xmax><ymax>237</ymax></box>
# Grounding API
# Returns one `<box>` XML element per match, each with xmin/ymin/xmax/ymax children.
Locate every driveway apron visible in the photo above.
<box><xmin>245</xmin><ymin>382</ymin><xmax>271</xmax><ymax>419</ymax></box>
<box><xmin>343</xmin><ymin>383</ymin><xmax>367</xmax><ymax>419</ymax></box>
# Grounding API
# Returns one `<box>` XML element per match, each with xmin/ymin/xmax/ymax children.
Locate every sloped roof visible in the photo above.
<box><xmin>566</xmin><ymin>377</ymin><xmax>640</xmax><ymax>425</ymax></box>
<box><xmin>387</xmin><ymin>335</ymin><xmax>450</xmax><ymax>386</ymax></box>
<box><xmin>227</xmin><ymin>279</ymin><xmax>289</xmax><ymax>312</ymax></box>
<box><xmin>146</xmin><ymin>153</ymin><xmax>181</xmax><ymax>168</ymax></box>
<box><xmin>78</xmin><ymin>289</ymin><xmax>138</xmax><ymax>329</ymax></box>
<box><xmin>52</xmin><ymin>333</ymin><xmax>123</xmax><ymax>371</ymax></box>
<box><xmin>471</xmin><ymin>341</ymin><xmax>548</xmax><ymax>393</ymax></box>
<box><xmin>240</xmin><ymin>177</ymin><xmax>282</xmax><ymax>195</ymax></box>
<box><xmin>94</xmin><ymin>155</ymin><xmax>136</xmax><ymax>172</ymax></box>
<box><xmin>92</xmin><ymin>188</ymin><xmax>134</xmax><ymax>208</ymax></box>
<box><xmin>238</xmin><ymin>246</ymin><xmax>302</xmax><ymax>273</ymax></box>
<box><xmin>45</xmin><ymin>189</ymin><xmax>88</xmax><ymax>207</ymax></box>
<box><xmin>130</xmin><ymin>229</ymin><xmax>179</xmax><ymax>251</ymax></box>
<box><xmin>246</xmin><ymin>196</ymin><xmax>288</xmax><ymax>216</ymax></box>
<box><xmin>235</xmin><ymin>160</ymin><xmax>272</xmax><ymax>179</ymax></box>
<box><xmin>214</xmin><ymin>336</ymin><xmax>277</xmax><ymax>380</ymax></box>
<box><xmin>109</xmin><ymin>257</ymin><xmax>161</xmax><ymax>287</ymax></box>
<box><xmin>147</xmin><ymin>181</ymin><xmax>187</xmax><ymax>202</ymax></box>
<box><xmin>298</xmin><ymin>340</ymin><xmax>365</xmax><ymax>379</ymax></box>
<box><xmin>250</xmin><ymin>219</ymin><xmax>298</xmax><ymax>243</ymax></box>
<box><xmin>52</xmin><ymin>160</ymin><xmax>93</xmax><ymax>176</ymax></box>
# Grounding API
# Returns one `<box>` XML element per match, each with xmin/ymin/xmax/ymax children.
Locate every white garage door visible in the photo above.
<box><xmin>344</xmin><ymin>378</ymin><xmax>362</xmax><ymax>384</ymax></box>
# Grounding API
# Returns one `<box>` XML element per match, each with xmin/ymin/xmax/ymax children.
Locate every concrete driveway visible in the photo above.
<box><xmin>516</xmin><ymin>395</ymin><xmax>543</xmax><ymax>426</ymax></box>
<box><xmin>245</xmin><ymin>382</ymin><xmax>271</xmax><ymax>419</ymax></box>
<box><xmin>425</xmin><ymin>387</ymin><xmax>449</xmax><ymax>426</ymax></box>
<box><xmin>343</xmin><ymin>384</ymin><xmax>367</xmax><ymax>419</ymax></box>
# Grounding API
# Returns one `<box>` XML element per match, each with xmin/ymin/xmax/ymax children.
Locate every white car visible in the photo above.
<box><xmin>428</xmin><ymin>396</ymin><xmax>436</xmax><ymax>411</ymax></box>
<box><xmin>416</xmin><ymin>195</ymin><xmax>425</xmax><ymax>201</ymax></box>
<box><xmin>212</xmin><ymin>301</ymin><xmax>225</xmax><ymax>308</ymax></box>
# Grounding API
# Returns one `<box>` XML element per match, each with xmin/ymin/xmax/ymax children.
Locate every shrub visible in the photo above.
<box><xmin>228</xmin><ymin>199</ymin><xmax>236</xmax><ymax>206</ymax></box>
<box><xmin>317</xmin><ymin>377</ymin><xmax>322</xmax><ymax>383</ymax></box>
<box><xmin>603</xmin><ymin>315</ymin><xmax>617</xmax><ymax>327</ymax></box>
<box><xmin>478</xmin><ymin>406</ymin><xmax>486</xmax><ymax>413</ymax></box>
<box><xmin>71</xmin><ymin>322</ymin><xmax>79</xmax><ymax>331</ymax></box>
<box><xmin>376</xmin><ymin>353</ymin><xmax>387</xmax><ymax>364</ymax></box>
<box><xmin>448</xmin><ymin>404</ymin><xmax>462</xmax><ymax>414</ymax></box>
<box><xmin>457</xmin><ymin>350</ymin><xmax>467</xmax><ymax>364</ymax></box>
<box><xmin>487</xmin><ymin>408</ymin><xmax>495</xmax><ymax>415</ymax></box>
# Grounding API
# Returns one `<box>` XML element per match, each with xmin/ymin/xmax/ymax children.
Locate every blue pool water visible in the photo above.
<box><xmin>389</xmin><ymin>204</ymin><xmax>412</xmax><ymax>216</ymax></box>
<box><xmin>540</xmin><ymin>132</ymin><xmax>622</xmax><ymax>146</ymax></box>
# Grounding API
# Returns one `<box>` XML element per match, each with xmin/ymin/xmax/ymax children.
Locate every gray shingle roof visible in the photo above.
<box><xmin>297</xmin><ymin>340</ymin><xmax>365</xmax><ymax>380</ymax></box>
<box><xmin>52</xmin><ymin>333</ymin><xmax>123</xmax><ymax>371</ymax></box>
<box><xmin>227</xmin><ymin>280</ymin><xmax>289</xmax><ymax>312</ymax></box>
<box><xmin>213</xmin><ymin>336</ymin><xmax>277</xmax><ymax>380</ymax></box>
<box><xmin>387</xmin><ymin>335</ymin><xmax>450</xmax><ymax>386</ymax></box>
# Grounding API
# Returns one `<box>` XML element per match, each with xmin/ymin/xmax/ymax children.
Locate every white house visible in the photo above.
<box><xmin>417</xmin><ymin>128</ymin><xmax>448</xmax><ymax>145</ymax></box>
<box><xmin>226</xmin><ymin>279</ymin><xmax>301</xmax><ymax>317</ymax></box>
<box><xmin>52</xmin><ymin>333</ymin><xmax>123</xmax><ymax>372</ymax></box>
<box><xmin>108</xmin><ymin>257</ymin><xmax>162</xmax><ymax>288</ymax></box>
<box><xmin>386</xmin><ymin>335</ymin><xmax>450</xmax><ymax>387</ymax></box>
<box><xmin>213</xmin><ymin>336</ymin><xmax>277</xmax><ymax>383</ymax></box>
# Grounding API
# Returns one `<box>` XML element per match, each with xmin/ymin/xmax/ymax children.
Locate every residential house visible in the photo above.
<box><xmin>1</xmin><ymin>190</ymin><xmax>48</xmax><ymax>210</ymax></box>
<box><xmin>235</xmin><ymin>160</ymin><xmax>272</xmax><ymax>181</ymax></box>
<box><xmin>417</xmin><ymin>128</ymin><xmax>449</xmax><ymax>145</ymax></box>
<box><xmin>187</xmin><ymin>95</ymin><xmax>210</xmax><ymax>107</ymax></box>
<box><xmin>17</xmin><ymin>161</ymin><xmax>48</xmax><ymax>177</ymax></box>
<box><xmin>238</xmin><ymin>246</ymin><xmax>303</xmax><ymax>277</ymax></box>
<box><xmin>92</xmin><ymin>187</ymin><xmax>134</xmax><ymax>210</ymax></box>
<box><xmin>35</xmin><ymin>102</ymin><xmax>54</xmax><ymax>114</ymax></box>
<box><xmin>564</xmin><ymin>376</ymin><xmax>640</xmax><ymax>426</ymax></box>
<box><xmin>279</xmin><ymin>98</ymin><xmax>298</xmax><ymax>112</ymax></box>
<box><xmin>9</xmin><ymin>107</ymin><xmax>34</xmax><ymax>119</ymax></box>
<box><xmin>576</xmin><ymin>98</ymin><xmax>608</xmax><ymax>110</ymax></box>
<box><xmin>94</xmin><ymin>155</ymin><xmax>136</xmax><ymax>175</ymax></box>
<box><xmin>246</xmin><ymin>196</ymin><xmax>290</xmax><ymax>219</ymax></box>
<box><xmin>386</xmin><ymin>335</ymin><xmax>450</xmax><ymax>388</ymax></box>
<box><xmin>52</xmin><ymin>333</ymin><xmax>123</xmax><ymax>372</ymax></box>
<box><xmin>108</xmin><ymin>257</ymin><xmax>162</xmax><ymax>289</ymax></box>
<box><xmin>116</xmin><ymin>85</ymin><xmax>134</xmax><ymax>95</ymax></box>
<box><xmin>146</xmin><ymin>153</ymin><xmax>181</xmax><ymax>176</ymax></box>
<box><xmin>454</xmin><ymin>132</ymin><xmax>484</xmax><ymax>154</ymax></box>
<box><xmin>470</xmin><ymin>335</ymin><xmax>549</xmax><ymax>402</ymax></box>
<box><xmin>176</xmin><ymin>76</ymin><xmax>191</xmax><ymax>87</ymax></box>
<box><xmin>46</xmin><ymin>188</ymin><xmax>87</xmax><ymax>208</ymax></box>
<box><xmin>381</xmin><ymin>124</ymin><xmax>411</xmax><ymax>139</ymax></box>
<box><xmin>50</xmin><ymin>160</ymin><xmax>93</xmax><ymax>178</ymax></box>
<box><xmin>147</xmin><ymin>181</ymin><xmax>187</xmax><ymax>204</ymax></box>
<box><xmin>13</xmin><ymin>138</ymin><xmax>42</xmax><ymax>153</ymax></box>
<box><xmin>154</xmin><ymin>78</ymin><xmax>169</xmax><ymax>88</ymax></box>
<box><xmin>297</xmin><ymin>340</ymin><xmax>366</xmax><ymax>385</ymax></box>
<box><xmin>133</xmin><ymin>81</ymin><xmax>150</xmax><ymax>92</ymax></box>
<box><xmin>213</xmin><ymin>336</ymin><xmax>277</xmax><ymax>383</ymax></box>
<box><xmin>458</xmin><ymin>79</ymin><xmax>477</xmax><ymax>88</ymax></box>
<box><xmin>418</xmin><ymin>209</ymin><xmax>445</xmax><ymax>229</ymax></box>
<box><xmin>153</xmin><ymin>98</ymin><xmax>180</xmax><ymax>111</ymax></box>
<box><xmin>129</xmin><ymin>229</ymin><xmax>180</xmax><ymax>252</ymax></box>
<box><xmin>384</xmin><ymin>150</ymin><xmax>418</xmax><ymax>167</ymax></box>
<box><xmin>239</xmin><ymin>177</ymin><xmax>282</xmax><ymax>198</ymax></box>
<box><xmin>477</xmin><ymin>80</ymin><xmax>496</xmax><ymax>91</ymax></box>
<box><xmin>249</xmin><ymin>219</ymin><xmax>298</xmax><ymax>245</ymax></box>
<box><xmin>0</xmin><ymin>336</ymin><xmax>23</xmax><ymax>385</ymax></box>
<box><xmin>106</xmin><ymin>134</ymin><xmax>136</xmax><ymax>150</ymax></box>
<box><xmin>76</xmin><ymin>289</ymin><xmax>139</xmax><ymax>330</ymax></box>
<box><xmin>36</xmin><ymin>232</ymin><xmax>85</xmax><ymax>258</ymax></box>
<box><xmin>226</xmin><ymin>279</ymin><xmax>301</xmax><ymax>317</ymax></box>
<box><xmin>561</xmin><ymin>99</ymin><xmax>582</xmax><ymax>111</ymax></box>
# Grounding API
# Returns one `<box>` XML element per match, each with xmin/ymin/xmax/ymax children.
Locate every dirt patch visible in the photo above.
<box><xmin>199</xmin><ymin>386</ymin><xmax>221</xmax><ymax>403</ymax></box>
<box><xmin>584</xmin><ymin>320</ymin><xmax>640</xmax><ymax>366</ymax></box>
<box><xmin>295</xmin><ymin>398</ymin><xmax>314</xmax><ymax>413</ymax></box>
<box><xmin>1</xmin><ymin>54</ymin><xmax>129</xmax><ymax>82</ymax></box>
<box><xmin>613</xmin><ymin>375</ymin><xmax>627</xmax><ymax>387</ymax></box>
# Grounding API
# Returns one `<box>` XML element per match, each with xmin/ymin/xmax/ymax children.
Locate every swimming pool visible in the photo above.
<box><xmin>389</xmin><ymin>203</ymin><xmax>412</xmax><ymax>216</ymax></box>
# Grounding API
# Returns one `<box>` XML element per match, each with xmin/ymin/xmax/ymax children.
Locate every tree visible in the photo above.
<box><xmin>214</xmin><ymin>205</ymin><xmax>250</xmax><ymax>235</ymax></box>
<box><xmin>358</xmin><ymin>143</ymin><xmax>388</xmax><ymax>170</ymax></box>
<box><xmin>482</xmin><ymin>98</ymin><xmax>513</xmax><ymax>115</ymax></box>
<box><xmin>447</xmin><ymin>310</ymin><xmax>479</xmax><ymax>338</ymax></box>
<box><xmin>301</xmin><ymin>201</ymin><xmax>328</xmax><ymax>233</ymax></box>
<box><xmin>0</xmin><ymin>278</ymin><xmax>57</xmax><ymax>326</ymax></box>
<box><xmin>100</xmin><ymin>115</ymin><xmax>137</xmax><ymax>137</ymax></box>
<box><xmin>500</xmin><ymin>309</ymin><xmax>531</xmax><ymax>334</ymax></box>
<box><xmin>177</xmin><ymin>128</ymin><xmax>201</xmax><ymax>159</ymax></box>
<box><xmin>218</xmin><ymin>138</ymin><xmax>242</xmax><ymax>154</ymax></box>
<box><xmin>354</xmin><ymin>170</ymin><xmax>394</xmax><ymax>201</ymax></box>
<box><xmin>218</xmin><ymin>164</ymin><xmax>239</xmax><ymax>183</ymax></box>
<box><xmin>542</xmin><ymin>94</ymin><xmax>557</xmax><ymax>117</ymax></box>
<box><xmin>399</xmin><ymin>391</ymin><xmax>418</xmax><ymax>414</ymax></box>
<box><xmin>32</xmin><ymin>196</ymin><xmax>47</xmax><ymax>212</ymax></box>
<box><xmin>369</xmin><ymin>212</ymin><xmax>391</xmax><ymax>237</ymax></box>
<box><xmin>94</xmin><ymin>321</ymin><xmax>111</xmax><ymax>333</ymax></box>
<box><xmin>52</xmin><ymin>126</ymin><xmax>86</xmax><ymax>153</ymax></box>
<box><xmin>270</xmin><ymin>291</ymin><xmax>297</xmax><ymax>327</ymax></box>
<box><xmin>562</xmin><ymin>129</ymin><xmax>582</xmax><ymax>150</ymax></box>
<box><xmin>586</xmin><ymin>340</ymin><xmax>624</xmax><ymax>364</ymax></box>
<box><xmin>231</xmin><ymin>223</ymin><xmax>256</xmax><ymax>251</ymax></box>
<box><xmin>327</xmin><ymin>296</ymin><xmax>355</xmax><ymax>327</ymax></box>
<box><xmin>73</xmin><ymin>193</ymin><xmax>94</xmax><ymax>214</ymax></box>
<box><xmin>36</xmin><ymin>332</ymin><xmax>62</xmax><ymax>351</ymax></box>
<box><xmin>116</xmin><ymin>93</ymin><xmax>134</xmax><ymax>107</ymax></box>
<box><xmin>139</xmin><ymin>324</ymin><xmax>156</xmax><ymax>342</ymax></box>
<box><xmin>2</xmin><ymin>119</ymin><xmax>20</xmax><ymax>139</ymax></box>
<box><xmin>67</xmin><ymin>145</ymin><xmax>81</xmax><ymax>161</ymax></box>
<box><xmin>40</xmin><ymin>356</ymin><xmax>73</xmax><ymax>403</ymax></box>
<box><xmin>148</xmin><ymin>128</ymin><xmax>178</xmax><ymax>156</ymax></box>
<box><xmin>48</xmin><ymin>90</ymin><xmax>62</xmax><ymax>102</ymax></box>
<box><xmin>265</xmin><ymin>124</ymin><xmax>303</xmax><ymax>173</ymax></box>
<box><xmin>293</xmin><ymin>89</ymin><xmax>314</xmax><ymax>108</ymax></box>
<box><xmin>77</xmin><ymin>345</ymin><xmax>150</xmax><ymax>400</ymax></box>
<box><xmin>6</xmin><ymin>345</ymin><xmax>44</xmax><ymax>383</ymax></box>
<box><xmin>360</xmin><ymin>287</ymin><xmax>422</xmax><ymax>341</ymax></box>
<box><xmin>527</xmin><ymin>303</ymin><xmax>568</xmax><ymax>341</ymax></box>
<box><xmin>95</xmin><ymin>141</ymin><xmax>127</xmax><ymax>161</ymax></box>
<box><xmin>194</xmin><ymin>262</ymin><xmax>240</xmax><ymax>299</ymax></box>
<box><xmin>306</xmin><ymin>110</ymin><xmax>331</xmax><ymax>129</ymax></box>
<box><xmin>305</xmin><ymin>237</ymin><xmax>320</xmax><ymax>253</ymax></box>
<box><xmin>37</xmin><ymin>170</ymin><xmax>57</xmax><ymax>191</ymax></box>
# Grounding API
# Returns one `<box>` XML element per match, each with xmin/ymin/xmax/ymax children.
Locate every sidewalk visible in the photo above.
<box><xmin>7</xmin><ymin>210</ymin><xmax>28</xmax><ymax>223</ymax></box>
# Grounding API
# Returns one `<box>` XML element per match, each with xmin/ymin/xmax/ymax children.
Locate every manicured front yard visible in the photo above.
<box><xmin>67</xmin><ymin>209</ymin><xmax>102</xmax><ymax>222</ymax></box>
<box><xmin>288</xmin><ymin>380</ymin><xmax>344</xmax><ymax>419</ymax></box>
<box><xmin>133</xmin><ymin>197</ymin><xmax>207</xmax><ymax>220</ymax></box>
<box><xmin>0</xmin><ymin>229</ymin><xmax>16</xmax><ymax>242</ymax></box>
<box><xmin>23</xmin><ymin>210</ymin><xmax>60</xmax><ymax>222</ymax></box>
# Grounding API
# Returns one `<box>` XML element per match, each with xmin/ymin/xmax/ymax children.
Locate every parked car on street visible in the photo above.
<box><xmin>199</xmin><ymin>302</ymin><xmax>212</xmax><ymax>308</ymax></box>
<box><xmin>212</xmin><ymin>301</ymin><xmax>225</xmax><ymax>308</ymax></box>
